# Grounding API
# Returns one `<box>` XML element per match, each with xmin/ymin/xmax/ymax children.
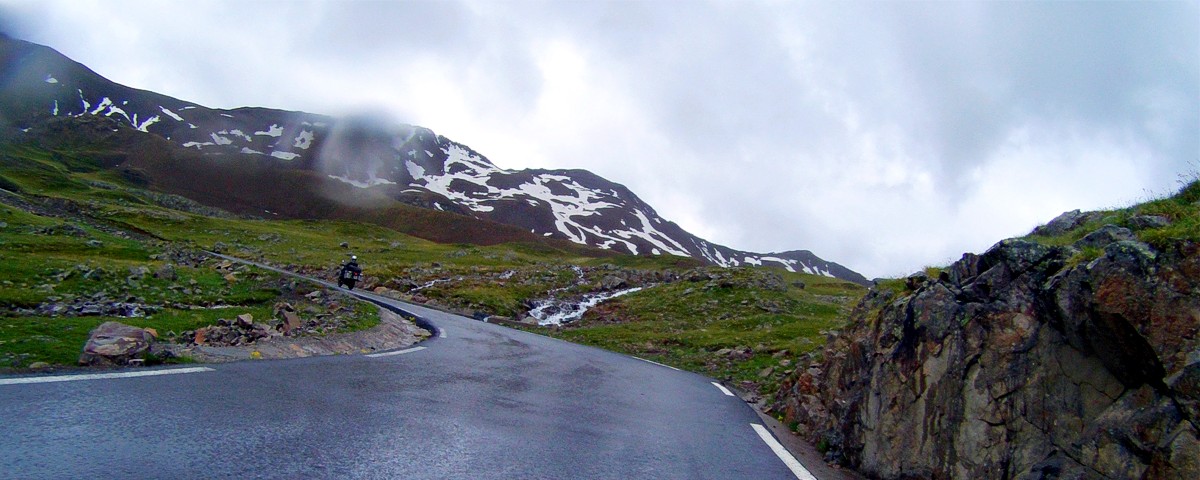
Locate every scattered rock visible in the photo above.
<box><xmin>600</xmin><ymin>275</ymin><xmax>627</xmax><ymax>290</ymax></box>
<box><xmin>154</xmin><ymin>263</ymin><xmax>178</xmax><ymax>281</ymax></box>
<box><xmin>235</xmin><ymin>313</ymin><xmax>254</xmax><ymax>329</ymax></box>
<box><xmin>1032</xmin><ymin>209</ymin><xmax>1102</xmax><ymax>237</ymax></box>
<box><xmin>1074</xmin><ymin>224</ymin><xmax>1135</xmax><ymax>250</ymax></box>
<box><xmin>78</xmin><ymin>321</ymin><xmax>155</xmax><ymax>366</ymax></box>
<box><xmin>1129</xmin><ymin>214</ymin><xmax>1171</xmax><ymax>230</ymax></box>
<box><xmin>904</xmin><ymin>271</ymin><xmax>928</xmax><ymax>290</ymax></box>
<box><xmin>127</xmin><ymin>266</ymin><xmax>149</xmax><ymax>280</ymax></box>
<box><xmin>280</xmin><ymin>311</ymin><xmax>302</xmax><ymax>335</ymax></box>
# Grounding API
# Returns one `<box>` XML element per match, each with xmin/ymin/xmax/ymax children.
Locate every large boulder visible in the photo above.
<box><xmin>78</xmin><ymin>321</ymin><xmax>155</xmax><ymax>366</ymax></box>
<box><xmin>773</xmin><ymin>227</ymin><xmax>1200</xmax><ymax>479</ymax></box>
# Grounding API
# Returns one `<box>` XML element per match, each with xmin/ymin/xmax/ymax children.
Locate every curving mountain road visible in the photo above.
<box><xmin>0</xmin><ymin>265</ymin><xmax>831</xmax><ymax>479</ymax></box>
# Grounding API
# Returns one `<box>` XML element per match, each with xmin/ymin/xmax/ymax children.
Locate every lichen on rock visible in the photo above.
<box><xmin>772</xmin><ymin>229</ymin><xmax>1200</xmax><ymax>479</ymax></box>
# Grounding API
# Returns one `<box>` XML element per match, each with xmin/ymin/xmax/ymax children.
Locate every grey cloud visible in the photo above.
<box><xmin>3</xmin><ymin>0</ymin><xmax>1197</xmax><ymax>278</ymax></box>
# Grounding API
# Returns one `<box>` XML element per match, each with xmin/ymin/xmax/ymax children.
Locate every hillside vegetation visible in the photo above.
<box><xmin>0</xmin><ymin>128</ymin><xmax>866</xmax><ymax>377</ymax></box>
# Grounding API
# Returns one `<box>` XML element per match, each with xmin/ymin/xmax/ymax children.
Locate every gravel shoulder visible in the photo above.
<box><xmin>166</xmin><ymin>307</ymin><xmax>430</xmax><ymax>362</ymax></box>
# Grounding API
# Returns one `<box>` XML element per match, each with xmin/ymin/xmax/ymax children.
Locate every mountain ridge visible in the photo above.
<box><xmin>0</xmin><ymin>35</ymin><xmax>869</xmax><ymax>285</ymax></box>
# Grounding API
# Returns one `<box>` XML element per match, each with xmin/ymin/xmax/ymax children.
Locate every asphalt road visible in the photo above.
<box><xmin>0</xmin><ymin>279</ymin><xmax>818</xmax><ymax>479</ymax></box>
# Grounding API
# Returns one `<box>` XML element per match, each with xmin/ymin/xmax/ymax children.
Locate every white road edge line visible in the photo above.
<box><xmin>633</xmin><ymin>356</ymin><xmax>681</xmax><ymax>371</ymax></box>
<box><xmin>711</xmin><ymin>382</ymin><xmax>735</xmax><ymax>396</ymax></box>
<box><xmin>0</xmin><ymin>366</ymin><xmax>215</xmax><ymax>386</ymax></box>
<box><xmin>366</xmin><ymin>346</ymin><xmax>426</xmax><ymax>358</ymax></box>
<box><xmin>751</xmin><ymin>423</ymin><xmax>817</xmax><ymax>480</ymax></box>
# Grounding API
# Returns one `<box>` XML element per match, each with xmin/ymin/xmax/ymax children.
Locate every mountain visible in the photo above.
<box><xmin>0</xmin><ymin>34</ymin><xmax>868</xmax><ymax>285</ymax></box>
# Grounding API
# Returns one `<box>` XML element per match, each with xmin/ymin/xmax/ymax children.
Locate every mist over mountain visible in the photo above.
<box><xmin>0</xmin><ymin>35</ymin><xmax>867</xmax><ymax>285</ymax></box>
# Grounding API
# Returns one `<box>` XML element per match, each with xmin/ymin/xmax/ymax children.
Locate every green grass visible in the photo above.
<box><xmin>1022</xmin><ymin>179</ymin><xmax>1200</xmax><ymax>250</ymax></box>
<box><xmin>529</xmin><ymin>268</ymin><xmax>866</xmax><ymax>394</ymax></box>
<box><xmin>0</xmin><ymin>137</ymin><xmax>869</xmax><ymax>380</ymax></box>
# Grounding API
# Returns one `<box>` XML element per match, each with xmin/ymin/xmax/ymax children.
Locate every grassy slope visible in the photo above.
<box><xmin>527</xmin><ymin>270</ymin><xmax>866</xmax><ymax>395</ymax></box>
<box><xmin>1</xmin><ymin>133</ymin><xmax>867</xmax><ymax>385</ymax></box>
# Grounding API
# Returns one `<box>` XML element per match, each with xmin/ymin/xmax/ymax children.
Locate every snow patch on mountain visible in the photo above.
<box><xmin>329</xmin><ymin>174</ymin><xmax>397</xmax><ymax>188</ymax></box>
<box><xmin>44</xmin><ymin>75</ymin><xmax>57</xmax><ymax>84</ymax></box>
<box><xmin>134</xmin><ymin>114</ymin><xmax>159</xmax><ymax>132</ymax></box>
<box><xmin>417</xmin><ymin>145</ymin><xmax>500</xmax><ymax>213</ymax></box>
<box><xmin>271</xmin><ymin>151</ymin><xmax>301</xmax><ymax>160</ymax></box>
<box><xmin>405</xmin><ymin>160</ymin><xmax>425</xmax><ymax>179</ymax></box>
<box><xmin>255</xmin><ymin>124</ymin><xmax>283</xmax><ymax>137</ymax></box>
<box><xmin>222</xmin><ymin>129</ymin><xmax>252</xmax><ymax>142</ymax></box>
<box><xmin>209</xmin><ymin>133</ymin><xmax>233</xmax><ymax>146</ymax></box>
<box><xmin>294</xmin><ymin>130</ymin><xmax>314</xmax><ymax>149</ymax></box>
<box><xmin>160</xmin><ymin>106</ymin><xmax>184</xmax><ymax>122</ymax></box>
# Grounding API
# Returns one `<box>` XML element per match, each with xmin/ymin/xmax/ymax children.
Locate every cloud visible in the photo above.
<box><xmin>3</xmin><ymin>0</ymin><xmax>1197</xmax><ymax>278</ymax></box>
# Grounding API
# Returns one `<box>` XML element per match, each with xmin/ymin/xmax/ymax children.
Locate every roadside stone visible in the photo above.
<box><xmin>28</xmin><ymin>361</ymin><xmax>51</xmax><ymax>369</ymax></box>
<box><xmin>281</xmin><ymin>311</ymin><xmax>302</xmax><ymax>335</ymax></box>
<box><xmin>235</xmin><ymin>313</ymin><xmax>254</xmax><ymax>329</ymax></box>
<box><xmin>78</xmin><ymin>321</ymin><xmax>155</xmax><ymax>366</ymax></box>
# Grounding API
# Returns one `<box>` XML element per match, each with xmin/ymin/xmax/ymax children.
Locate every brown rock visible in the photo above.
<box><xmin>772</xmin><ymin>237</ymin><xmax>1200</xmax><ymax>479</ymax></box>
<box><xmin>281</xmin><ymin>311</ymin><xmax>302</xmax><ymax>335</ymax></box>
<box><xmin>78</xmin><ymin>321</ymin><xmax>155</xmax><ymax>366</ymax></box>
<box><xmin>235</xmin><ymin>313</ymin><xmax>254</xmax><ymax>329</ymax></box>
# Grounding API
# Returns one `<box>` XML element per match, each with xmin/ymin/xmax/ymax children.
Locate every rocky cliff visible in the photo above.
<box><xmin>772</xmin><ymin>211</ymin><xmax>1200</xmax><ymax>478</ymax></box>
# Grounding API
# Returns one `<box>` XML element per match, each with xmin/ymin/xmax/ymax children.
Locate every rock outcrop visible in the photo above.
<box><xmin>773</xmin><ymin>227</ymin><xmax>1200</xmax><ymax>479</ymax></box>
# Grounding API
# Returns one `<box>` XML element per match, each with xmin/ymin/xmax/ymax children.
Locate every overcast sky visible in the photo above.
<box><xmin>2</xmin><ymin>0</ymin><xmax>1197</xmax><ymax>278</ymax></box>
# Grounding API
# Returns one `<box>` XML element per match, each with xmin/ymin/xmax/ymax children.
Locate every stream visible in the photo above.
<box><xmin>528</xmin><ymin>286</ymin><xmax>644</xmax><ymax>326</ymax></box>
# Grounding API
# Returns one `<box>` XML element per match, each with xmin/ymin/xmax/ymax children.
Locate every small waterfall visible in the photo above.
<box><xmin>529</xmin><ymin>286</ymin><xmax>644</xmax><ymax>326</ymax></box>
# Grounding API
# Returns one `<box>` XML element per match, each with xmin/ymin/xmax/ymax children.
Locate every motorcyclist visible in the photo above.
<box><xmin>337</xmin><ymin>255</ymin><xmax>363</xmax><ymax>290</ymax></box>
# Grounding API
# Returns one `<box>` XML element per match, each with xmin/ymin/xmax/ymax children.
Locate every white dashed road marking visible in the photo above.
<box><xmin>633</xmin><ymin>356</ymin><xmax>681</xmax><ymax>371</ymax></box>
<box><xmin>711</xmin><ymin>382</ymin><xmax>735</xmax><ymax>396</ymax></box>
<box><xmin>366</xmin><ymin>346</ymin><xmax>426</xmax><ymax>358</ymax></box>
<box><xmin>751</xmin><ymin>423</ymin><xmax>817</xmax><ymax>480</ymax></box>
<box><xmin>0</xmin><ymin>367</ymin><xmax>215</xmax><ymax>386</ymax></box>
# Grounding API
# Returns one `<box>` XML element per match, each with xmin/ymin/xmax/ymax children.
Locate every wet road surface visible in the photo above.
<box><xmin>0</xmin><ymin>279</ymin><xmax>816</xmax><ymax>479</ymax></box>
